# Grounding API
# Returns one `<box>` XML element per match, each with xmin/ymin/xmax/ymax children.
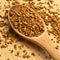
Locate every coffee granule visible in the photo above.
<box><xmin>26</xmin><ymin>55</ymin><xmax>30</xmax><ymax>58</ymax></box>
<box><xmin>0</xmin><ymin>39</ymin><xmax>2</xmax><ymax>43</ymax></box>
<box><xmin>55</xmin><ymin>45</ymin><xmax>59</xmax><ymax>50</ymax></box>
<box><xmin>31</xmin><ymin>52</ymin><xmax>35</xmax><ymax>56</ymax></box>
<box><xmin>7</xmin><ymin>58</ymin><xmax>9</xmax><ymax>60</ymax></box>
<box><xmin>56</xmin><ymin>40</ymin><xmax>60</xmax><ymax>43</ymax></box>
<box><xmin>9</xmin><ymin>49</ymin><xmax>13</xmax><ymax>53</ymax></box>
<box><xmin>22</xmin><ymin>53</ymin><xmax>30</xmax><ymax>58</ymax></box>
<box><xmin>0</xmin><ymin>54</ymin><xmax>1</xmax><ymax>57</ymax></box>
<box><xmin>37</xmin><ymin>0</ymin><xmax>41</xmax><ymax>1</ymax></box>
<box><xmin>23</xmin><ymin>0</ymin><xmax>33</xmax><ymax>1</ymax></box>
<box><xmin>0</xmin><ymin>21</ymin><xmax>5</xmax><ymax>27</ymax></box>
<box><xmin>23</xmin><ymin>50</ymin><xmax>26</xmax><ymax>53</ymax></box>
<box><xmin>9</xmin><ymin>5</ymin><xmax>44</xmax><ymax>37</ymax></box>
<box><xmin>0</xmin><ymin>44</ymin><xmax>8</xmax><ymax>48</ymax></box>
<box><xmin>14</xmin><ymin>44</ymin><xmax>17</xmax><ymax>50</ymax></box>
<box><xmin>12</xmin><ymin>1</ymin><xmax>20</xmax><ymax>5</ymax></box>
<box><xmin>15</xmin><ymin>51</ymin><xmax>20</xmax><ymax>57</ymax></box>
<box><xmin>18</xmin><ymin>46</ymin><xmax>22</xmax><ymax>49</ymax></box>
<box><xmin>23</xmin><ymin>55</ymin><xmax>26</xmax><ymax>58</ymax></box>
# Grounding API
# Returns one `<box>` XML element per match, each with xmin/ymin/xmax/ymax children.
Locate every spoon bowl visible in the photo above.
<box><xmin>8</xmin><ymin>5</ymin><xmax>60</xmax><ymax>60</ymax></box>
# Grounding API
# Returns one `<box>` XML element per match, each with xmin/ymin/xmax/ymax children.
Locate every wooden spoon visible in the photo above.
<box><xmin>8</xmin><ymin>5</ymin><xmax>60</xmax><ymax>60</ymax></box>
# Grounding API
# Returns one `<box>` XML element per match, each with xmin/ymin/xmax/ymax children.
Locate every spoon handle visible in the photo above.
<box><xmin>36</xmin><ymin>35</ymin><xmax>60</xmax><ymax>60</ymax></box>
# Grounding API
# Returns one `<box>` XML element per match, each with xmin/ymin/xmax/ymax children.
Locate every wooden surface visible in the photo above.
<box><xmin>0</xmin><ymin>0</ymin><xmax>60</xmax><ymax>60</ymax></box>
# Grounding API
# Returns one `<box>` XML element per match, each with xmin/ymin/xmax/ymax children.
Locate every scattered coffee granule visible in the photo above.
<box><xmin>0</xmin><ymin>39</ymin><xmax>2</xmax><ymax>43</ymax></box>
<box><xmin>0</xmin><ymin>21</ymin><xmax>5</xmax><ymax>27</ymax></box>
<box><xmin>18</xmin><ymin>45</ymin><xmax>22</xmax><ymax>49</ymax></box>
<box><xmin>7</xmin><ymin>58</ymin><xmax>9</xmax><ymax>60</ymax></box>
<box><xmin>22</xmin><ymin>52</ymin><xmax>28</xmax><ymax>58</ymax></box>
<box><xmin>51</xmin><ymin>39</ymin><xmax>53</xmax><ymax>41</ymax></box>
<box><xmin>55</xmin><ymin>45</ymin><xmax>59</xmax><ymax>50</ymax></box>
<box><xmin>0</xmin><ymin>44</ymin><xmax>8</xmax><ymax>48</ymax></box>
<box><xmin>5</xmin><ymin>39</ymin><xmax>13</xmax><ymax>44</ymax></box>
<box><xmin>45</xmin><ymin>56</ymin><xmax>48</xmax><ymax>59</ymax></box>
<box><xmin>18</xmin><ymin>44</ymin><xmax>24</xmax><ymax>50</ymax></box>
<box><xmin>49</xmin><ymin>56</ymin><xmax>51</xmax><ymax>59</ymax></box>
<box><xmin>15</xmin><ymin>51</ymin><xmax>20</xmax><ymax>57</ymax></box>
<box><xmin>56</xmin><ymin>40</ymin><xmax>60</xmax><ymax>43</ymax></box>
<box><xmin>3</xmin><ymin>10</ymin><xmax>8</xmax><ymax>19</ymax></box>
<box><xmin>48</xmin><ymin>0</ymin><xmax>54</xmax><ymax>4</ymax></box>
<box><xmin>23</xmin><ymin>0</ymin><xmax>33</xmax><ymax>2</ymax></box>
<box><xmin>22</xmin><ymin>54</ymin><xmax>30</xmax><ymax>58</ymax></box>
<box><xmin>0</xmin><ymin>54</ymin><xmax>1</xmax><ymax>57</ymax></box>
<box><xmin>2</xmin><ymin>30</ymin><xmax>9</xmax><ymax>38</ymax></box>
<box><xmin>14</xmin><ymin>44</ymin><xmax>17</xmax><ymax>50</ymax></box>
<box><xmin>21</xmin><ymin>44</ymin><xmax>24</xmax><ymax>48</ymax></box>
<box><xmin>6</xmin><ymin>0</ymin><xmax>12</xmax><ymax>1</ymax></box>
<box><xmin>31</xmin><ymin>52</ymin><xmax>35</xmax><ymax>56</ymax></box>
<box><xmin>12</xmin><ymin>1</ymin><xmax>20</xmax><ymax>5</ymax></box>
<box><xmin>26</xmin><ymin>55</ymin><xmax>30</xmax><ymax>58</ymax></box>
<box><xmin>37</xmin><ymin>0</ymin><xmax>41</xmax><ymax>1</ymax></box>
<box><xmin>23</xmin><ymin>50</ymin><xmax>26</xmax><ymax>53</ymax></box>
<box><xmin>9</xmin><ymin>49</ymin><xmax>13</xmax><ymax>53</ymax></box>
<box><xmin>23</xmin><ymin>55</ymin><xmax>26</xmax><ymax>58</ymax></box>
<box><xmin>9</xmin><ymin>5</ymin><xmax>44</xmax><ymax>37</ymax></box>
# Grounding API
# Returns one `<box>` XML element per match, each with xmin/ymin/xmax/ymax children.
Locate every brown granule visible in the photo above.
<box><xmin>49</xmin><ymin>56</ymin><xmax>52</xmax><ymax>59</ymax></box>
<box><xmin>23</xmin><ymin>0</ymin><xmax>33</xmax><ymax>1</ymax></box>
<box><xmin>9</xmin><ymin>5</ymin><xmax>44</xmax><ymax>37</ymax></box>
<box><xmin>0</xmin><ymin>54</ymin><xmax>1</xmax><ymax>57</ymax></box>
<box><xmin>31</xmin><ymin>52</ymin><xmax>35</xmax><ymax>56</ymax></box>
<box><xmin>37</xmin><ymin>0</ymin><xmax>41</xmax><ymax>1</ymax></box>
<box><xmin>27</xmin><ymin>1</ymin><xmax>35</xmax><ymax>7</ymax></box>
<box><xmin>9</xmin><ymin>49</ymin><xmax>13</xmax><ymax>53</ymax></box>
<box><xmin>26</xmin><ymin>55</ymin><xmax>30</xmax><ymax>58</ymax></box>
<box><xmin>0</xmin><ymin>44</ymin><xmax>8</xmax><ymax>48</ymax></box>
<box><xmin>0</xmin><ymin>39</ymin><xmax>2</xmax><ymax>43</ymax></box>
<box><xmin>56</xmin><ymin>40</ymin><xmax>60</xmax><ymax>43</ymax></box>
<box><xmin>23</xmin><ymin>50</ymin><xmax>26</xmax><ymax>53</ymax></box>
<box><xmin>22</xmin><ymin>54</ymin><xmax>30</xmax><ymax>58</ymax></box>
<box><xmin>2</xmin><ymin>30</ymin><xmax>9</xmax><ymax>38</ymax></box>
<box><xmin>18</xmin><ymin>46</ymin><xmax>22</xmax><ymax>49</ymax></box>
<box><xmin>48</xmin><ymin>0</ymin><xmax>54</xmax><ymax>4</ymax></box>
<box><xmin>45</xmin><ymin>56</ymin><xmax>48</xmax><ymax>58</ymax></box>
<box><xmin>3</xmin><ymin>10</ymin><xmax>8</xmax><ymax>19</ymax></box>
<box><xmin>23</xmin><ymin>55</ymin><xmax>26</xmax><ymax>58</ymax></box>
<box><xmin>12</xmin><ymin>1</ymin><xmax>20</xmax><ymax>5</ymax></box>
<box><xmin>22</xmin><ymin>52</ymin><xmax>29</xmax><ymax>58</ymax></box>
<box><xmin>51</xmin><ymin>39</ymin><xmax>53</xmax><ymax>41</ymax></box>
<box><xmin>15</xmin><ymin>51</ymin><xmax>20</xmax><ymax>57</ymax></box>
<box><xmin>6</xmin><ymin>40</ymin><xmax>12</xmax><ymax>44</ymax></box>
<box><xmin>0</xmin><ymin>21</ymin><xmax>5</xmax><ymax>27</ymax></box>
<box><xmin>14</xmin><ymin>44</ymin><xmax>17</xmax><ymax>50</ymax></box>
<box><xmin>21</xmin><ymin>44</ymin><xmax>24</xmax><ymax>48</ymax></box>
<box><xmin>6</xmin><ymin>0</ymin><xmax>11</xmax><ymax>1</ymax></box>
<box><xmin>7</xmin><ymin>58</ymin><xmax>9</xmax><ymax>60</ymax></box>
<box><xmin>55</xmin><ymin>45</ymin><xmax>59</xmax><ymax>50</ymax></box>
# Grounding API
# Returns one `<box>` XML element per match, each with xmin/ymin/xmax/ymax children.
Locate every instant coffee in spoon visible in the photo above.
<box><xmin>8</xmin><ymin>5</ymin><xmax>44</xmax><ymax>37</ymax></box>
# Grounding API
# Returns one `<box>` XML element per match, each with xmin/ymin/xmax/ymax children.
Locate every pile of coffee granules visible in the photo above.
<box><xmin>9</xmin><ymin>5</ymin><xmax>44</xmax><ymax>37</ymax></box>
